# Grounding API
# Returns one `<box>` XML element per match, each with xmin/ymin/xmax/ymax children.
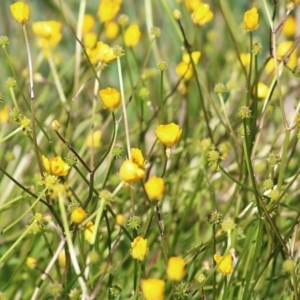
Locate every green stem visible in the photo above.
<box><xmin>277</xmin><ymin>130</ymin><xmax>290</xmax><ymax>191</ymax></box>
<box><xmin>117</xmin><ymin>56</ymin><xmax>131</xmax><ymax>159</ymax></box>
<box><xmin>0</xmin><ymin>126</ymin><xmax>23</xmax><ymax>144</ymax></box>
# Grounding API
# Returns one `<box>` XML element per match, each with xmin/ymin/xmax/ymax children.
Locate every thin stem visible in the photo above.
<box><xmin>0</xmin><ymin>126</ymin><xmax>23</xmax><ymax>144</ymax></box>
<box><xmin>117</xmin><ymin>56</ymin><xmax>131</xmax><ymax>159</ymax></box>
<box><xmin>277</xmin><ymin>130</ymin><xmax>290</xmax><ymax>191</ymax></box>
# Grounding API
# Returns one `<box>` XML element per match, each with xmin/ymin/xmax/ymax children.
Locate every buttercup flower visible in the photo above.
<box><xmin>243</xmin><ymin>7</ymin><xmax>259</xmax><ymax>31</ymax></box>
<box><xmin>277</xmin><ymin>41</ymin><xmax>297</xmax><ymax>68</ymax></box>
<box><xmin>119</xmin><ymin>160</ymin><xmax>145</xmax><ymax>183</ymax></box>
<box><xmin>124</xmin><ymin>24</ymin><xmax>141</xmax><ymax>47</ymax></box>
<box><xmin>185</xmin><ymin>0</ymin><xmax>202</xmax><ymax>12</ymax></box>
<box><xmin>214</xmin><ymin>254</ymin><xmax>234</xmax><ymax>275</ymax></box>
<box><xmin>99</xmin><ymin>87</ymin><xmax>121</xmax><ymax>111</ymax></box>
<box><xmin>282</xmin><ymin>16</ymin><xmax>296</xmax><ymax>38</ymax></box>
<box><xmin>131</xmin><ymin>236</ymin><xmax>148</xmax><ymax>260</ymax></box>
<box><xmin>84</xmin><ymin>221</ymin><xmax>95</xmax><ymax>244</ymax></box>
<box><xmin>116</xmin><ymin>214</ymin><xmax>125</xmax><ymax>226</ymax></box>
<box><xmin>155</xmin><ymin>123</ymin><xmax>182</xmax><ymax>147</ymax></box>
<box><xmin>10</xmin><ymin>2</ymin><xmax>30</xmax><ymax>24</ymax></box>
<box><xmin>141</xmin><ymin>278</ymin><xmax>165</xmax><ymax>300</ymax></box>
<box><xmin>84</xmin><ymin>32</ymin><xmax>97</xmax><ymax>49</ymax></box>
<box><xmin>98</xmin><ymin>0</ymin><xmax>122</xmax><ymax>23</ymax></box>
<box><xmin>167</xmin><ymin>256</ymin><xmax>186</xmax><ymax>281</ymax></box>
<box><xmin>0</xmin><ymin>105</ymin><xmax>9</xmax><ymax>123</ymax></box>
<box><xmin>71</xmin><ymin>207</ymin><xmax>87</xmax><ymax>224</ymax></box>
<box><xmin>144</xmin><ymin>176</ymin><xmax>165</xmax><ymax>200</ymax></box>
<box><xmin>256</xmin><ymin>82</ymin><xmax>269</xmax><ymax>99</ymax></box>
<box><xmin>42</xmin><ymin>155</ymin><xmax>71</xmax><ymax>177</ymax></box>
<box><xmin>130</xmin><ymin>148</ymin><xmax>145</xmax><ymax>169</ymax></box>
<box><xmin>82</xmin><ymin>14</ymin><xmax>95</xmax><ymax>35</ymax></box>
<box><xmin>32</xmin><ymin>21</ymin><xmax>62</xmax><ymax>49</ymax></box>
<box><xmin>96</xmin><ymin>41</ymin><xmax>117</xmax><ymax>64</ymax></box>
<box><xmin>58</xmin><ymin>250</ymin><xmax>66</xmax><ymax>267</ymax></box>
<box><xmin>240</xmin><ymin>53</ymin><xmax>251</xmax><ymax>67</ymax></box>
<box><xmin>191</xmin><ymin>3</ymin><xmax>213</xmax><ymax>26</ymax></box>
<box><xmin>105</xmin><ymin>21</ymin><xmax>120</xmax><ymax>40</ymax></box>
<box><xmin>86</xmin><ymin>130</ymin><xmax>102</xmax><ymax>147</ymax></box>
<box><xmin>176</xmin><ymin>51</ymin><xmax>201</xmax><ymax>81</ymax></box>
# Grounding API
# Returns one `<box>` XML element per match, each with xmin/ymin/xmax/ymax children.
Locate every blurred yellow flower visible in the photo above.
<box><xmin>255</xmin><ymin>82</ymin><xmax>269</xmax><ymax>99</ymax></box>
<box><xmin>105</xmin><ymin>21</ymin><xmax>120</xmax><ymax>40</ymax></box>
<box><xmin>176</xmin><ymin>51</ymin><xmax>201</xmax><ymax>81</ymax></box>
<box><xmin>58</xmin><ymin>250</ymin><xmax>66</xmax><ymax>267</ymax></box>
<box><xmin>167</xmin><ymin>256</ymin><xmax>186</xmax><ymax>281</ymax></box>
<box><xmin>83</xmin><ymin>32</ymin><xmax>97</xmax><ymax>49</ymax></box>
<box><xmin>96</xmin><ymin>41</ymin><xmax>117</xmax><ymax>64</ymax></box>
<box><xmin>282</xmin><ymin>16</ymin><xmax>296</xmax><ymax>38</ymax></box>
<box><xmin>131</xmin><ymin>236</ymin><xmax>148</xmax><ymax>260</ymax></box>
<box><xmin>185</xmin><ymin>0</ymin><xmax>202</xmax><ymax>12</ymax></box>
<box><xmin>155</xmin><ymin>123</ymin><xmax>182</xmax><ymax>147</ymax></box>
<box><xmin>144</xmin><ymin>176</ymin><xmax>165</xmax><ymax>201</ymax></box>
<box><xmin>182</xmin><ymin>51</ymin><xmax>201</xmax><ymax>64</ymax></box>
<box><xmin>10</xmin><ymin>2</ymin><xmax>30</xmax><ymax>24</ymax></box>
<box><xmin>191</xmin><ymin>3</ymin><xmax>213</xmax><ymax>26</ymax></box>
<box><xmin>42</xmin><ymin>155</ymin><xmax>70</xmax><ymax>177</ymax></box>
<box><xmin>277</xmin><ymin>41</ymin><xmax>297</xmax><ymax>68</ymax></box>
<box><xmin>0</xmin><ymin>105</ymin><xmax>9</xmax><ymax>123</ymax></box>
<box><xmin>141</xmin><ymin>278</ymin><xmax>165</xmax><ymax>300</ymax></box>
<box><xmin>32</xmin><ymin>21</ymin><xmax>62</xmax><ymax>49</ymax></box>
<box><xmin>214</xmin><ymin>253</ymin><xmax>234</xmax><ymax>275</ymax></box>
<box><xmin>71</xmin><ymin>207</ymin><xmax>87</xmax><ymax>224</ymax></box>
<box><xmin>124</xmin><ymin>24</ymin><xmax>141</xmax><ymax>47</ymax></box>
<box><xmin>290</xmin><ymin>0</ymin><xmax>300</xmax><ymax>4</ymax></box>
<box><xmin>82</xmin><ymin>14</ymin><xmax>95</xmax><ymax>35</ymax></box>
<box><xmin>130</xmin><ymin>148</ymin><xmax>145</xmax><ymax>169</ymax></box>
<box><xmin>119</xmin><ymin>160</ymin><xmax>145</xmax><ymax>183</ymax></box>
<box><xmin>84</xmin><ymin>221</ymin><xmax>94</xmax><ymax>244</ymax></box>
<box><xmin>98</xmin><ymin>0</ymin><xmax>122</xmax><ymax>23</ymax></box>
<box><xmin>240</xmin><ymin>53</ymin><xmax>251</xmax><ymax>67</ymax></box>
<box><xmin>26</xmin><ymin>257</ymin><xmax>37</xmax><ymax>269</ymax></box>
<box><xmin>243</xmin><ymin>7</ymin><xmax>259</xmax><ymax>31</ymax></box>
<box><xmin>116</xmin><ymin>214</ymin><xmax>125</xmax><ymax>226</ymax></box>
<box><xmin>86</xmin><ymin>130</ymin><xmax>102</xmax><ymax>147</ymax></box>
<box><xmin>265</xmin><ymin>58</ymin><xmax>275</xmax><ymax>74</ymax></box>
<box><xmin>99</xmin><ymin>87</ymin><xmax>121</xmax><ymax>111</ymax></box>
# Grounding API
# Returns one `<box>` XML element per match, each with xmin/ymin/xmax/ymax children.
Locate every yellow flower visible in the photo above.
<box><xmin>185</xmin><ymin>0</ymin><xmax>202</xmax><ymax>12</ymax></box>
<box><xmin>141</xmin><ymin>278</ymin><xmax>165</xmax><ymax>300</ymax></box>
<box><xmin>191</xmin><ymin>3</ymin><xmax>213</xmax><ymax>26</ymax></box>
<box><xmin>26</xmin><ymin>257</ymin><xmax>37</xmax><ymax>269</ymax></box>
<box><xmin>240</xmin><ymin>53</ymin><xmax>251</xmax><ymax>67</ymax></box>
<box><xmin>0</xmin><ymin>105</ymin><xmax>9</xmax><ymax>123</ymax></box>
<box><xmin>116</xmin><ymin>214</ymin><xmax>125</xmax><ymax>226</ymax></box>
<box><xmin>144</xmin><ymin>176</ymin><xmax>165</xmax><ymax>201</ymax></box>
<box><xmin>84</xmin><ymin>32</ymin><xmax>97</xmax><ymax>49</ymax></box>
<box><xmin>282</xmin><ymin>16</ymin><xmax>296</xmax><ymax>38</ymax></box>
<box><xmin>58</xmin><ymin>250</ymin><xmax>66</xmax><ymax>267</ymax></box>
<box><xmin>96</xmin><ymin>41</ymin><xmax>117</xmax><ymax>64</ymax></box>
<box><xmin>84</xmin><ymin>221</ymin><xmax>95</xmax><ymax>244</ymax></box>
<box><xmin>99</xmin><ymin>87</ymin><xmax>121</xmax><ymax>111</ymax></box>
<box><xmin>82</xmin><ymin>14</ymin><xmax>95</xmax><ymax>35</ymax></box>
<box><xmin>277</xmin><ymin>41</ymin><xmax>297</xmax><ymax>69</ymax></box>
<box><xmin>10</xmin><ymin>2</ymin><xmax>30</xmax><ymax>24</ymax></box>
<box><xmin>176</xmin><ymin>61</ymin><xmax>193</xmax><ymax>80</ymax></box>
<box><xmin>243</xmin><ymin>7</ymin><xmax>259</xmax><ymax>31</ymax></box>
<box><xmin>176</xmin><ymin>51</ymin><xmax>201</xmax><ymax>81</ymax></box>
<box><xmin>98</xmin><ymin>0</ymin><xmax>121</xmax><ymax>23</ymax></box>
<box><xmin>71</xmin><ymin>207</ymin><xmax>87</xmax><ymax>224</ymax></box>
<box><xmin>105</xmin><ymin>21</ymin><xmax>120</xmax><ymax>40</ymax></box>
<box><xmin>32</xmin><ymin>21</ymin><xmax>62</xmax><ymax>49</ymax></box>
<box><xmin>155</xmin><ymin>123</ymin><xmax>182</xmax><ymax>147</ymax></box>
<box><xmin>182</xmin><ymin>51</ymin><xmax>201</xmax><ymax>64</ymax></box>
<box><xmin>131</xmin><ymin>236</ymin><xmax>148</xmax><ymax>260</ymax></box>
<box><xmin>255</xmin><ymin>82</ymin><xmax>269</xmax><ymax>99</ymax></box>
<box><xmin>167</xmin><ymin>256</ymin><xmax>186</xmax><ymax>281</ymax></box>
<box><xmin>119</xmin><ymin>160</ymin><xmax>145</xmax><ymax>183</ymax></box>
<box><xmin>124</xmin><ymin>24</ymin><xmax>141</xmax><ymax>47</ymax></box>
<box><xmin>86</xmin><ymin>130</ymin><xmax>102</xmax><ymax>147</ymax></box>
<box><xmin>42</xmin><ymin>155</ymin><xmax>71</xmax><ymax>177</ymax></box>
<box><xmin>214</xmin><ymin>254</ymin><xmax>234</xmax><ymax>275</ymax></box>
<box><xmin>265</xmin><ymin>58</ymin><xmax>275</xmax><ymax>74</ymax></box>
<box><xmin>130</xmin><ymin>148</ymin><xmax>145</xmax><ymax>169</ymax></box>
